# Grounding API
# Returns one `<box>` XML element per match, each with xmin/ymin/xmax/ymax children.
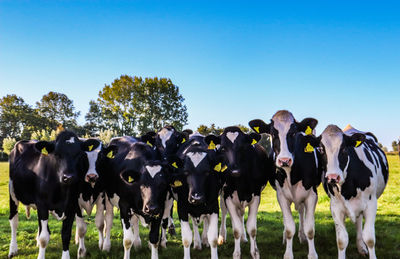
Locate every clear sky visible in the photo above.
<box><xmin>1</xmin><ymin>1</ymin><xmax>399</xmax><ymax>149</ymax></box>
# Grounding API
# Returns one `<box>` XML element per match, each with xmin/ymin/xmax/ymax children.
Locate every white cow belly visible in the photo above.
<box><xmin>279</xmin><ymin>179</ymin><xmax>311</xmax><ymax>208</ymax></box>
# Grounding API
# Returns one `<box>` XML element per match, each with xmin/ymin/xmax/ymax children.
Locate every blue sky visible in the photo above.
<box><xmin>1</xmin><ymin>1</ymin><xmax>399</xmax><ymax>149</ymax></box>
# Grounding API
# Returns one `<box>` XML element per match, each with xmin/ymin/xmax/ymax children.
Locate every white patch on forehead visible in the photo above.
<box><xmin>66</xmin><ymin>137</ymin><xmax>75</xmax><ymax>143</ymax></box>
<box><xmin>187</xmin><ymin>152</ymin><xmax>207</xmax><ymax>167</ymax></box>
<box><xmin>85</xmin><ymin>143</ymin><xmax>101</xmax><ymax>180</ymax></box>
<box><xmin>226</xmin><ymin>132</ymin><xmax>239</xmax><ymax>143</ymax></box>
<box><xmin>146</xmin><ymin>165</ymin><xmax>162</xmax><ymax>178</ymax></box>
<box><xmin>158</xmin><ymin>128</ymin><xmax>174</xmax><ymax>148</ymax></box>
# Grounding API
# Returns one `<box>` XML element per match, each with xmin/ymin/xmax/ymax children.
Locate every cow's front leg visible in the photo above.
<box><xmin>95</xmin><ymin>194</ymin><xmax>105</xmax><ymax>250</ymax></box>
<box><xmin>202</xmin><ymin>215</ymin><xmax>209</xmax><ymax>247</ymax></box>
<box><xmin>8</xmin><ymin>192</ymin><xmax>19</xmax><ymax>258</ymax></box>
<box><xmin>61</xmin><ymin>211</ymin><xmax>75</xmax><ymax>259</ymax></box>
<box><xmin>218</xmin><ymin>195</ymin><xmax>227</xmax><ymax>245</ymax></box>
<box><xmin>298</xmin><ymin>203</ymin><xmax>307</xmax><ymax>244</ymax></box>
<box><xmin>225</xmin><ymin>197</ymin><xmax>242</xmax><ymax>259</ymax></box>
<box><xmin>363</xmin><ymin>198</ymin><xmax>378</xmax><ymax>259</ymax></box>
<box><xmin>37</xmin><ymin>208</ymin><xmax>50</xmax><ymax>259</ymax></box>
<box><xmin>131</xmin><ymin>214</ymin><xmax>141</xmax><ymax>250</ymax></box>
<box><xmin>304</xmin><ymin>192</ymin><xmax>318</xmax><ymax>259</ymax></box>
<box><xmin>160</xmin><ymin>195</ymin><xmax>173</xmax><ymax>248</ymax></box>
<box><xmin>181</xmin><ymin>220</ymin><xmax>192</xmax><ymax>259</ymax></box>
<box><xmin>276</xmin><ymin>187</ymin><xmax>295</xmax><ymax>259</ymax></box>
<box><xmin>121</xmin><ymin>205</ymin><xmax>134</xmax><ymax>259</ymax></box>
<box><xmin>207</xmin><ymin>213</ymin><xmax>219</xmax><ymax>259</ymax></box>
<box><xmin>75</xmin><ymin>209</ymin><xmax>87</xmax><ymax>258</ymax></box>
<box><xmin>149</xmin><ymin>218</ymin><xmax>161</xmax><ymax>259</ymax></box>
<box><xmin>331</xmin><ymin>201</ymin><xmax>348</xmax><ymax>259</ymax></box>
<box><xmin>247</xmin><ymin>196</ymin><xmax>260</xmax><ymax>259</ymax></box>
<box><xmin>356</xmin><ymin>215</ymin><xmax>368</xmax><ymax>256</ymax></box>
<box><xmin>103</xmin><ymin>195</ymin><xmax>113</xmax><ymax>252</ymax></box>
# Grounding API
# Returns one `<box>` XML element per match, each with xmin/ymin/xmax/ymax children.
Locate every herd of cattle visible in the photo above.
<box><xmin>7</xmin><ymin>110</ymin><xmax>389</xmax><ymax>259</ymax></box>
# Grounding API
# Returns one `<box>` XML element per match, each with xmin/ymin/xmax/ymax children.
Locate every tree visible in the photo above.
<box><xmin>36</xmin><ymin>91</ymin><xmax>80</xmax><ymax>130</ymax></box>
<box><xmin>2</xmin><ymin>137</ymin><xmax>17</xmax><ymax>155</ymax></box>
<box><xmin>84</xmin><ymin>100</ymin><xmax>105</xmax><ymax>135</ymax></box>
<box><xmin>197</xmin><ymin>124</ymin><xmax>224</xmax><ymax>135</ymax></box>
<box><xmin>392</xmin><ymin>140</ymin><xmax>399</xmax><ymax>152</ymax></box>
<box><xmin>98</xmin><ymin>129</ymin><xmax>118</xmax><ymax>145</ymax></box>
<box><xmin>96</xmin><ymin>75</ymin><xmax>188</xmax><ymax>135</ymax></box>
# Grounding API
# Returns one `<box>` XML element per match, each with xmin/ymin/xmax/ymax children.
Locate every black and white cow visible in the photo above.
<box><xmin>206</xmin><ymin>126</ymin><xmax>274</xmax><ymax>259</ymax></box>
<box><xmin>102</xmin><ymin>136</ymin><xmax>171</xmax><ymax>259</ymax></box>
<box><xmin>8</xmin><ymin>131</ymin><xmax>91</xmax><ymax>259</ymax></box>
<box><xmin>74</xmin><ymin>139</ymin><xmax>115</xmax><ymax>257</ymax></box>
<box><xmin>171</xmin><ymin>132</ymin><xmax>224</xmax><ymax>259</ymax></box>
<box><xmin>249</xmin><ymin>110</ymin><xmax>320</xmax><ymax>259</ymax></box>
<box><xmin>312</xmin><ymin>125</ymin><xmax>388</xmax><ymax>259</ymax></box>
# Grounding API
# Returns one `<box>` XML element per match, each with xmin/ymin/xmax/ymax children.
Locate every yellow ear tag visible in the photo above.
<box><xmin>171</xmin><ymin>180</ymin><xmax>182</xmax><ymax>187</ymax></box>
<box><xmin>304</xmin><ymin>143</ymin><xmax>314</xmax><ymax>153</ymax></box>
<box><xmin>88</xmin><ymin>145</ymin><xmax>93</xmax><ymax>151</ymax></box>
<box><xmin>221</xmin><ymin>165</ymin><xmax>228</xmax><ymax>172</ymax></box>
<box><xmin>107</xmin><ymin>150</ymin><xmax>114</xmax><ymax>159</ymax></box>
<box><xmin>41</xmin><ymin>147</ymin><xmax>48</xmax><ymax>155</ymax></box>
<box><xmin>305</xmin><ymin>126</ymin><xmax>312</xmax><ymax>135</ymax></box>
<box><xmin>254</xmin><ymin>126</ymin><xmax>260</xmax><ymax>133</ymax></box>
<box><xmin>172</xmin><ymin>162</ymin><xmax>178</xmax><ymax>169</ymax></box>
<box><xmin>355</xmin><ymin>140</ymin><xmax>362</xmax><ymax>148</ymax></box>
<box><xmin>251</xmin><ymin>139</ymin><xmax>257</xmax><ymax>145</ymax></box>
<box><xmin>214</xmin><ymin>162</ymin><xmax>222</xmax><ymax>172</ymax></box>
<box><xmin>146</xmin><ymin>141</ymin><xmax>153</xmax><ymax>147</ymax></box>
<box><xmin>128</xmin><ymin>176</ymin><xmax>134</xmax><ymax>183</ymax></box>
<box><xmin>181</xmin><ymin>138</ymin><xmax>186</xmax><ymax>144</ymax></box>
<box><xmin>208</xmin><ymin>140</ymin><xmax>216</xmax><ymax>150</ymax></box>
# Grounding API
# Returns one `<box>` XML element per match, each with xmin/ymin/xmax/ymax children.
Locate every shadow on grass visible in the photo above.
<box><xmin>0</xmin><ymin>210</ymin><xmax>399</xmax><ymax>258</ymax></box>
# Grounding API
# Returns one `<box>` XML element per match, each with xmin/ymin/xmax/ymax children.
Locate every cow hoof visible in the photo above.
<box><xmin>357</xmin><ymin>242</ymin><xmax>369</xmax><ymax>257</ymax></box>
<box><xmin>202</xmin><ymin>237</ymin><xmax>209</xmax><ymax>246</ymax></box>
<box><xmin>251</xmin><ymin>248</ymin><xmax>260</xmax><ymax>259</ymax></box>
<box><xmin>233</xmin><ymin>251</ymin><xmax>241</xmax><ymax>259</ymax></box>
<box><xmin>102</xmin><ymin>241</ymin><xmax>111</xmax><ymax>252</ymax></box>
<box><xmin>217</xmin><ymin>235</ymin><xmax>225</xmax><ymax>245</ymax></box>
<box><xmin>298</xmin><ymin>232</ymin><xmax>307</xmax><ymax>244</ymax></box>
<box><xmin>193</xmin><ymin>242</ymin><xmax>202</xmax><ymax>250</ymax></box>
<box><xmin>8</xmin><ymin>250</ymin><xmax>18</xmax><ymax>258</ymax></box>
<box><xmin>78</xmin><ymin>247</ymin><xmax>86</xmax><ymax>258</ymax></box>
<box><xmin>168</xmin><ymin>225</ymin><xmax>176</xmax><ymax>236</ymax></box>
<box><xmin>284</xmin><ymin>252</ymin><xmax>294</xmax><ymax>259</ymax></box>
<box><xmin>133</xmin><ymin>239</ymin><xmax>142</xmax><ymax>250</ymax></box>
<box><xmin>159</xmin><ymin>240</ymin><xmax>167</xmax><ymax>249</ymax></box>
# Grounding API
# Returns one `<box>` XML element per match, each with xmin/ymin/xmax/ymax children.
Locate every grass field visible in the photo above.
<box><xmin>0</xmin><ymin>156</ymin><xmax>399</xmax><ymax>258</ymax></box>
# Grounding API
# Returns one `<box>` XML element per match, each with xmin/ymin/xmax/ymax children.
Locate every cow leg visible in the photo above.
<box><xmin>103</xmin><ymin>195</ymin><xmax>113</xmax><ymax>252</ymax></box>
<box><xmin>160</xmin><ymin>195</ymin><xmax>173</xmax><ymax>248</ymax></box>
<box><xmin>37</xmin><ymin>209</ymin><xmax>50</xmax><ymax>259</ymax></box>
<box><xmin>331</xmin><ymin>202</ymin><xmax>348</xmax><ymax>259</ymax></box>
<box><xmin>276</xmin><ymin>189</ymin><xmax>295</xmax><ymax>259</ymax></box>
<box><xmin>168</xmin><ymin>195</ymin><xmax>176</xmax><ymax>236</ymax></box>
<box><xmin>207</xmin><ymin>213</ymin><xmax>219</xmax><ymax>259</ymax></box>
<box><xmin>95</xmin><ymin>195</ymin><xmax>105</xmax><ymax>250</ymax></box>
<box><xmin>247</xmin><ymin>196</ymin><xmax>261</xmax><ymax>259</ymax></box>
<box><xmin>202</xmin><ymin>216</ymin><xmax>209</xmax><ymax>247</ymax></box>
<box><xmin>148</xmin><ymin>218</ymin><xmax>161</xmax><ymax>259</ymax></box>
<box><xmin>240</xmin><ymin>212</ymin><xmax>248</xmax><ymax>243</ymax></box>
<box><xmin>356</xmin><ymin>214</ymin><xmax>368</xmax><ymax>256</ymax></box>
<box><xmin>76</xmin><ymin>210</ymin><xmax>87</xmax><ymax>258</ymax></box>
<box><xmin>61</xmin><ymin>211</ymin><xmax>75</xmax><ymax>259</ymax></box>
<box><xmin>298</xmin><ymin>203</ymin><xmax>307</xmax><ymax>244</ymax></box>
<box><xmin>225</xmin><ymin>197</ymin><xmax>242</xmax><ymax>259</ymax></box>
<box><xmin>304</xmin><ymin>192</ymin><xmax>318</xmax><ymax>259</ymax></box>
<box><xmin>8</xmin><ymin>193</ymin><xmax>19</xmax><ymax>258</ymax></box>
<box><xmin>121</xmin><ymin>214</ymin><xmax>134</xmax><ymax>259</ymax></box>
<box><xmin>192</xmin><ymin>216</ymin><xmax>202</xmax><ymax>250</ymax></box>
<box><xmin>363</xmin><ymin>198</ymin><xmax>377</xmax><ymax>259</ymax></box>
<box><xmin>218</xmin><ymin>195</ymin><xmax>227</xmax><ymax>245</ymax></box>
<box><xmin>131</xmin><ymin>214</ymin><xmax>142</xmax><ymax>250</ymax></box>
<box><xmin>181</xmin><ymin>220</ymin><xmax>192</xmax><ymax>259</ymax></box>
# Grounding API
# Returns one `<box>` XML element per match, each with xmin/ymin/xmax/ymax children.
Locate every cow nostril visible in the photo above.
<box><xmin>63</xmin><ymin>175</ymin><xmax>73</xmax><ymax>184</ymax></box>
<box><xmin>278</xmin><ymin>158</ymin><xmax>292</xmax><ymax>167</ymax></box>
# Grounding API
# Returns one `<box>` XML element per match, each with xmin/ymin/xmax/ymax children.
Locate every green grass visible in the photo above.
<box><xmin>0</xmin><ymin>157</ymin><xmax>399</xmax><ymax>258</ymax></box>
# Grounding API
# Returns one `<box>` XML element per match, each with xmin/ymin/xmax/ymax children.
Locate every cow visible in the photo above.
<box><xmin>101</xmin><ymin>136</ymin><xmax>172</xmax><ymax>259</ymax></box>
<box><xmin>249</xmin><ymin>110</ymin><xmax>320</xmax><ymax>259</ymax></box>
<box><xmin>205</xmin><ymin>126</ymin><xmax>274</xmax><ymax>259</ymax></box>
<box><xmin>311</xmin><ymin>125</ymin><xmax>388</xmax><ymax>259</ymax></box>
<box><xmin>8</xmin><ymin>131</ymin><xmax>92</xmax><ymax>259</ymax></box>
<box><xmin>74</xmin><ymin>138</ymin><xmax>115</xmax><ymax>257</ymax></box>
<box><xmin>171</xmin><ymin>132</ymin><xmax>224</xmax><ymax>259</ymax></box>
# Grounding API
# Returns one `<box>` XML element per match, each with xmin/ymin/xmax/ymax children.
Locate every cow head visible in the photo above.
<box><xmin>312</xmin><ymin>125</ymin><xmax>365</xmax><ymax>186</ymax></box>
<box><xmin>35</xmin><ymin>131</ymin><xmax>85</xmax><ymax>185</ymax></box>
<box><xmin>205</xmin><ymin>127</ymin><xmax>261</xmax><ymax>178</ymax></box>
<box><xmin>155</xmin><ymin>125</ymin><xmax>188</xmax><ymax>161</ymax></box>
<box><xmin>80</xmin><ymin>139</ymin><xmax>102</xmax><ymax>187</ymax></box>
<box><xmin>249</xmin><ymin>110</ymin><xmax>318</xmax><ymax>169</ymax></box>
<box><xmin>119</xmin><ymin>142</ymin><xmax>170</xmax><ymax>217</ymax></box>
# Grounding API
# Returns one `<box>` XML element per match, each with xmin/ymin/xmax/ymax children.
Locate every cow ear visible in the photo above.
<box><xmin>168</xmin><ymin>155</ymin><xmax>183</xmax><ymax>169</ymax></box>
<box><xmin>182</xmin><ymin>129</ymin><xmax>193</xmax><ymax>135</ymax></box>
<box><xmin>103</xmin><ymin>144</ymin><xmax>118</xmax><ymax>159</ymax></box>
<box><xmin>120</xmin><ymin>170</ymin><xmax>140</xmax><ymax>185</ymax></box>
<box><xmin>205</xmin><ymin>135</ymin><xmax>221</xmax><ymax>150</ymax></box>
<box><xmin>345</xmin><ymin>133</ymin><xmax>366</xmax><ymax>148</ymax></box>
<box><xmin>248</xmin><ymin>119</ymin><xmax>270</xmax><ymax>134</ymax></box>
<box><xmin>247</xmin><ymin>133</ymin><xmax>261</xmax><ymax>145</ymax></box>
<box><xmin>141</xmin><ymin>131</ymin><xmax>156</xmax><ymax>147</ymax></box>
<box><xmin>297</xmin><ymin>118</ymin><xmax>318</xmax><ymax>135</ymax></box>
<box><xmin>81</xmin><ymin>139</ymin><xmax>101</xmax><ymax>152</ymax></box>
<box><xmin>35</xmin><ymin>141</ymin><xmax>55</xmax><ymax>155</ymax></box>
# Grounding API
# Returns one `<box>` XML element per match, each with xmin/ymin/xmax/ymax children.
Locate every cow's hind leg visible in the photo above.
<box><xmin>76</xmin><ymin>210</ymin><xmax>87</xmax><ymax>258</ymax></box>
<box><xmin>276</xmin><ymin>189</ymin><xmax>295</xmax><ymax>259</ymax></box>
<box><xmin>247</xmin><ymin>196</ymin><xmax>260</xmax><ymax>259</ymax></box>
<box><xmin>192</xmin><ymin>216</ymin><xmax>202</xmax><ymax>250</ymax></box>
<box><xmin>131</xmin><ymin>215</ymin><xmax>141</xmax><ymax>250</ymax></box>
<box><xmin>356</xmin><ymin>215</ymin><xmax>368</xmax><ymax>256</ymax></box>
<box><xmin>202</xmin><ymin>216</ymin><xmax>209</xmax><ymax>247</ymax></box>
<box><xmin>160</xmin><ymin>195</ymin><xmax>173</xmax><ymax>248</ymax></box>
<box><xmin>226</xmin><ymin>198</ymin><xmax>243</xmax><ymax>259</ymax></box>
<box><xmin>363</xmin><ymin>198</ymin><xmax>378</xmax><ymax>259</ymax></box>
<box><xmin>298</xmin><ymin>203</ymin><xmax>307</xmax><ymax>244</ymax></box>
<box><xmin>304</xmin><ymin>192</ymin><xmax>318</xmax><ymax>259</ymax></box>
<box><xmin>8</xmin><ymin>193</ymin><xmax>19</xmax><ymax>258</ymax></box>
<box><xmin>218</xmin><ymin>195</ymin><xmax>227</xmax><ymax>245</ymax></box>
<box><xmin>103</xmin><ymin>195</ymin><xmax>113</xmax><ymax>252</ymax></box>
<box><xmin>95</xmin><ymin>195</ymin><xmax>105</xmax><ymax>250</ymax></box>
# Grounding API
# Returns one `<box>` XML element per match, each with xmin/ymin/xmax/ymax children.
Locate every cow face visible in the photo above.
<box><xmin>205</xmin><ymin>127</ymin><xmax>261</xmax><ymax>177</ymax></box>
<box><xmin>155</xmin><ymin>126</ymin><xmax>187</xmax><ymax>161</ymax></box>
<box><xmin>249</xmin><ymin>110</ymin><xmax>318</xmax><ymax>169</ymax></box>
<box><xmin>80</xmin><ymin>139</ymin><xmax>102</xmax><ymax>187</ymax></box>
<box><xmin>315</xmin><ymin>125</ymin><xmax>365</xmax><ymax>185</ymax></box>
<box><xmin>35</xmin><ymin>131</ymin><xmax>85</xmax><ymax>185</ymax></box>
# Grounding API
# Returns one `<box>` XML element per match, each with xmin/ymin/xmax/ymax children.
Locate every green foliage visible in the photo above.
<box><xmin>197</xmin><ymin>124</ymin><xmax>223</xmax><ymax>135</ymax></box>
<box><xmin>98</xmin><ymin>129</ymin><xmax>118</xmax><ymax>145</ymax></box>
<box><xmin>30</xmin><ymin>129</ymin><xmax>58</xmax><ymax>141</ymax></box>
<box><xmin>392</xmin><ymin>140</ymin><xmax>399</xmax><ymax>152</ymax></box>
<box><xmin>94</xmin><ymin>75</ymin><xmax>188</xmax><ymax>136</ymax></box>
<box><xmin>2</xmin><ymin>137</ymin><xmax>16</xmax><ymax>155</ymax></box>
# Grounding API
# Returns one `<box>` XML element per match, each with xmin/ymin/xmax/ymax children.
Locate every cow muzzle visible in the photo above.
<box><xmin>326</xmin><ymin>174</ymin><xmax>341</xmax><ymax>185</ymax></box>
<box><xmin>86</xmin><ymin>174</ymin><xmax>98</xmax><ymax>184</ymax></box>
<box><xmin>143</xmin><ymin>204</ymin><xmax>160</xmax><ymax>215</ymax></box>
<box><xmin>62</xmin><ymin>174</ymin><xmax>74</xmax><ymax>184</ymax></box>
<box><xmin>189</xmin><ymin>192</ymin><xmax>205</xmax><ymax>205</ymax></box>
<box><xmin>231</xmin><ymin>169</ymin><xmax>241</xmax><ymax>177</ymax></box>
<box><xmin>277</xmin><ymin>157</ymin><xmax>293</xmax><ymax>168</ymax></box>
